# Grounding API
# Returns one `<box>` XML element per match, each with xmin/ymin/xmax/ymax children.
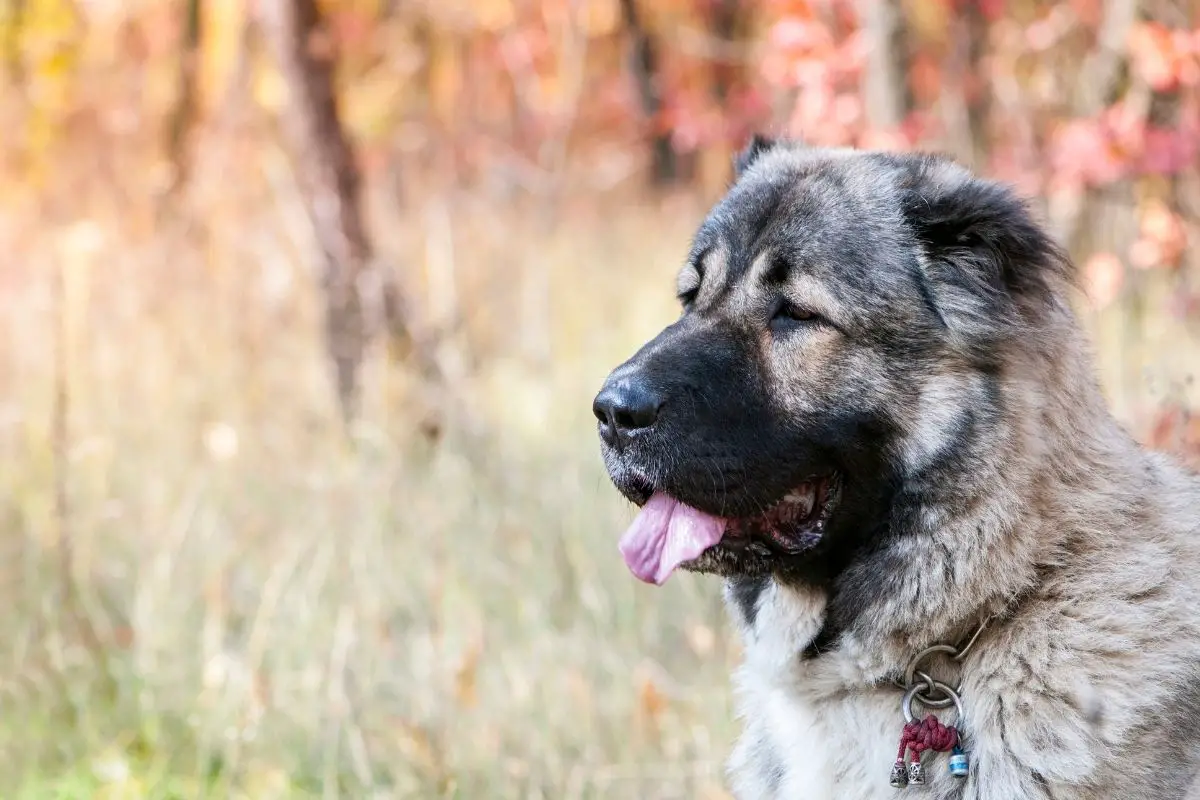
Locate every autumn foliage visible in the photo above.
<box><xmin>6</xmin><ymin>2</ymin><xmax>1198</xmax><ymax>301</ymax></box>
<box><xmin>0</xmin><ymin>0</ymin><xmax>1198</xmax><ymax>795</ymax></box>
<box><xmin>298</xmin><ymin>0</ymin><xmax>1198</xmax><ymax>324</ymax></box>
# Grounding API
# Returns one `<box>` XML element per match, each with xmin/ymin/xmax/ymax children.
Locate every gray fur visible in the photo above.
<box><xmin>594</xmin><ymin>139</ymin><xmax>1200</xmax><ymax>798</ymax></box>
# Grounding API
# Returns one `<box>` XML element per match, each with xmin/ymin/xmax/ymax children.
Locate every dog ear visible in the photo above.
<box><xmin>899</xmin><ymin>157</ymin><xmax>1072</xmax><ymax>349</ymax></box>
<box><xmin>734</xmin><ymin>134</ymin><xmax>779</xmax><ymax>177</ymax></box>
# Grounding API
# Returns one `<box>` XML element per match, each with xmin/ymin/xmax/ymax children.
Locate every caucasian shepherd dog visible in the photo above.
<box><xmin>592</xmin><ymin>136</ymin><xmax>1200</xmax><ymax>799</ymax></box>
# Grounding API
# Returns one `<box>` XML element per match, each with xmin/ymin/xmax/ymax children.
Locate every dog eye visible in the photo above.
<box><xmin>771</xmin><ymin>301</ymin><xmax>820</xmax><ymax>328</ymax></box>
<box><xmin>678</xmin><ymin>289</ymin><xmax>698</xmax><ymax>309</ymax></box>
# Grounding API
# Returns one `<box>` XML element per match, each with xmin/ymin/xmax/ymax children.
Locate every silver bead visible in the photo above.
<box><xmin>908</xmin><ymin>760</ymin><xmax>926</xmax><ymax>786</ymax></box>
<box><xmin>890</xmin><ymin>759</ymin><xmax>909</xmax><ymax>788</ymax></box>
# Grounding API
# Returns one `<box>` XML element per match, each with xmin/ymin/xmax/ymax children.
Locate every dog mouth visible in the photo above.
<box><xmin>617</xmin><ymin>474</ymin><xmax>842</xmax><ymax>585</ymax></box>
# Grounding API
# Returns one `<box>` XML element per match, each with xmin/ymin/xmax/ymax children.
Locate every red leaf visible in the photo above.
<box><xmin>1049</xmin><ymin>119</ymin><xmax>1126</xmax><ymax>188</ymax></box>
<box><xmin>1139</xmin><ymin>126</ymin><xmax>1200</xmax><ymax>176</ymax></box>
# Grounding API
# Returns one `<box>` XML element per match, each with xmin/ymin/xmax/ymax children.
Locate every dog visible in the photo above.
<box><xmin>592</xmin><ymin>136</ymin><xmax>1200</xmax><ymax>799</ymax></box>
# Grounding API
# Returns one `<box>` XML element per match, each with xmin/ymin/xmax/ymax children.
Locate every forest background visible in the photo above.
<box><xmin>1</xmin><ymin>0</ymin><xmax>1199</xmax><ymax>797</ymax></box>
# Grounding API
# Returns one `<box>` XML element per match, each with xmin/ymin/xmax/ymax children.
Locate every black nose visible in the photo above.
<box><xmin>593</xmin><ymin>377</ymin><xmax>663</xmax><ymax>446</ymax></box>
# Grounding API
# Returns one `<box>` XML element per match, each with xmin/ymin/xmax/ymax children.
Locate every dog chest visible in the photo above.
<box><xmin>727</xmin><ymin>658</ymin><xmax>978</xmax><ymax>799</ymax></box>
<box><xmin>725</xmin><ymin>581</ymin><xmax>971</xmax><ymax>799</ymax></box>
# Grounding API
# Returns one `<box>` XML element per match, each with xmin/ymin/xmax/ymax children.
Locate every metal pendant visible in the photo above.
<box><xmin>889</xmin><ymin>620</ymin><xmax>989</xmax><ymax>789</ymax></box>
<box><xmin>949</xmin><ymin>745</ymin><xmax>969</xmax><ymax>778</ymax></box>
<box><xmin>890</xmin><ymin>680</ymin><xmax>969</xmax><ymax>790</ymax></box>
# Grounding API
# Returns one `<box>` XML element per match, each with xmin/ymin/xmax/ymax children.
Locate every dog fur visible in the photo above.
<box><xmin>593</xmin><ymin>137</ymin><xmax>1200</xmax><ymax>798</ymax></box>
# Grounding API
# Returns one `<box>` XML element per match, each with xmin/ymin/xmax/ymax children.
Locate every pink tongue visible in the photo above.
<box><xmin>618</xmin><ymin>492</ymin><xmax>727</xmax><ymax>585</ymax></box>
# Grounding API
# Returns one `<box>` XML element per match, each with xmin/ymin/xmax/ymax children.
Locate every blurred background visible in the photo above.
<box><xmin>1</xmin><ymin>0</ymin><xmax>1198</xmax><ymax>797</ymax></box>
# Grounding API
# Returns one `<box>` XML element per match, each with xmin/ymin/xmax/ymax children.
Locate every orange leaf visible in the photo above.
<box><xmin>636</xmin><ymin>673</ymin><xmax>669</xmax><ymax>729</ymax></box>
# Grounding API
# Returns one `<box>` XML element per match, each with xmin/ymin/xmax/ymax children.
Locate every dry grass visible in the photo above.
<box><xmin>0</xmin><ymin>160</ymin><xmax>749</xmax><ymax>798</ymax></box>
<box><xmin>0</xmin><ymin>140</ymin><xmax>1197</xmax><ymax>799</ymax></box>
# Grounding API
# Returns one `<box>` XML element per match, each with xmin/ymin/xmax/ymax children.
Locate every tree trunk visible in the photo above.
<box><xmin>1053</xmin><ymin>0</ymin><xmax>1139</xmax><ymax>252</ymax></box>
<box><xmin>259</xmin><ymin>0</ymin><xmax>413</xmax><ymax>424</ymax></box>
<box><xmin>860</xmin><ymin>0</ymin><xmax>911</xmax><ymax>130</ymax></box>
<box><xmin>943</xmin><ymin>2</ymin><xmax>990</xmax><ymax>169</ymax></box>
<box><xmin>165</xmin><ymin>0</ymin><xmax>203</xmax><ymax>193</ymax></box>
<box><xmin>708</xmin><ymin>0</ymin><xmax>741</xmax><ymax>107</ymax></box>
<box><xmin>618</xmin><ymin>0</ymin><xmax>677</xmax><ymax>185</ymax></box>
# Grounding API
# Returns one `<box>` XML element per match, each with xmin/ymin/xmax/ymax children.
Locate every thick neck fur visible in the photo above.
<box><xmin>725</xmin><ymin>283</ymin><xmax>1200</xmax><ymax>799</ymax></box>
<box><xmin>792</xmin><ymin>287</ymin><xmax>1147</xmax><ymax>680</ymax></box>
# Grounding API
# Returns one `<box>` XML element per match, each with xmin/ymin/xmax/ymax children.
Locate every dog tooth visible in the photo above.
<box><xmin>783</xmin><ymin>490</ymin><xmax>816</xmax><ymax>517</ymax></box>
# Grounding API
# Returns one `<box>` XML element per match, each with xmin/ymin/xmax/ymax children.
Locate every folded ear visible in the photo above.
<box><xmin>733</xmin><ymin>134</ymin><xmax>779</xmax><ymax>177</ymax></box>
<box><xmin>897</xmin><ymin>157</ymin><xmax>1072</xmax><ymax>354</ymax></box>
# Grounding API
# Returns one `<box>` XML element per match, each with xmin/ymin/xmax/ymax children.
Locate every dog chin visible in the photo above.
<box><xmin>678</xmin><ymin>543</ymin><xmax>780</xmax><ymax>579</ymax></box>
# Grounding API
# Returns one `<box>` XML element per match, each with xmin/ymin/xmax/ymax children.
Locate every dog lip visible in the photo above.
<box><xmin>617</xmin><ymin>468</ymin><xmax>839</xmax><ymax>517</ymax></box>
<box><xmin>617</xmin><ymin>471</ymin><xmax>656</xmax><ymax>507</ymax></box>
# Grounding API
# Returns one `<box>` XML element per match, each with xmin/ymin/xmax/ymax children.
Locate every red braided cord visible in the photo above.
<box><xmin>896</xmin><ymin>720</ymin><xmax>923</xmax><ymax>760</ymax></box>
<box><xmin>896</xmin><ymin>715</ymin><xmax>960</xmax><ymax>764</ymax></box>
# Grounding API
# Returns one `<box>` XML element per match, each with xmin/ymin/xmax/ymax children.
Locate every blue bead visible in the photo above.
<box><xmin>949</xmin><ymin>753</ymin><xmax>970</xmax><ymax>777</ymax></box>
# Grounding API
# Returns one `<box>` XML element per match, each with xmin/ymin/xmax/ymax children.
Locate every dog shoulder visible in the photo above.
<box><xmin>963</xmin><ymin>526</ymin><xmax>1200</xmax><ymax>790</ymax></box>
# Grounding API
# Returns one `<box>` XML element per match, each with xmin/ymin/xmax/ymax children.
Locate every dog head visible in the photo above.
<box><xmin>594</xmin><ymin>137</ymin><xmax>1069</xmax><ymax>586</ymax></box>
